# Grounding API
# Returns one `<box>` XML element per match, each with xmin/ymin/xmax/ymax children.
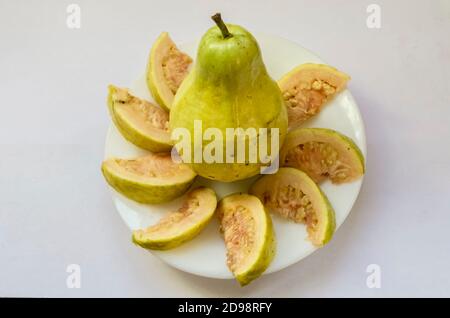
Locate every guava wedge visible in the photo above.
<box><xmin>217</xmin><ymin>193</ymin><xmax>276</xmax><ymax>286</ymax></box>
<box><xmin>107</xmin><ymin>85</ymin><xmax>172</xmax><ymax>153</ymax></box>
<box><xmin>278</xmin><ymin>63</ymin><xmax>350</xmax><ymax>128</ymax></box>
<box><xmin>132</xmin><ymin>187</ymin><xmax>217</xmax><ymax>250</ymax></box>
<box><xmin>280</xmin><ymin>128</ymin><xmax>365</xmax><ymax>184</ymax></box>
<box><xmin>250</xmin><ymin>167</ymin><xmax>335</xmax><ymax>246</ymax></box>
<box><xmin>146</xmin><ymin>32</ymin><xmax>193</xmax><ymax>111</ymax></box>
<box><xmin>101</xmin><ymin>153</ymin><xmax>196</xmax><ymax>204</ymax></box>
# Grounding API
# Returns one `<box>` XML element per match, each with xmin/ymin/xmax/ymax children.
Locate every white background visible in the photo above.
<box><xmin>1</xmin><ymin>0</ymin><xmax>449</xmax><ymax>297</ymax></box>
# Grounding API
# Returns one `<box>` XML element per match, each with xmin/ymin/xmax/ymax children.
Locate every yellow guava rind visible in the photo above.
<box><xmin>217</xmin><ymin>193</ymin><xmax>276</xmax><ymax>286</ymax></box>
<box><xmin>101</xmin><ymin>154</ymin><xmax>196</xmax><ymax>204</ymax></box>
<box><xmin>132</xmin><ymin>187</ymin><xmax>217</xmax><ymax>250</ymax></box>
<box><xmin>107</xmin><ymin>85</ymin><xmax>172</xmax><ymax>153</ymax></box>
<box><xmin>250</xmin><ymin>167</ymin><xmax>335</xmax><ymax>246</ymax></box>
<box><xmin>280</xmin><ymin>128</ymin><xmax>365</xmax><ymax>184</ymax></box>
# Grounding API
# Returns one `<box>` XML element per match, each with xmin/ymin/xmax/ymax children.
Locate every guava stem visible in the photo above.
<box><xmin>211</xmin><ymin>13</ymin><xmax>232</xmax><ymax>39</ymax></box>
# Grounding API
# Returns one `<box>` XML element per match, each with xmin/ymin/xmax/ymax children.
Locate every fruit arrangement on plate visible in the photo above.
<box><xmin>101</xmin><ymin>14</ymin><xmax>365</xmax><ymax>286</ymax></box>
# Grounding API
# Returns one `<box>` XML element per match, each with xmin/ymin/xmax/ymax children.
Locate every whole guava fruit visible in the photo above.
<box><xmin>169</xmin><ymin>14</ymin><xmax>288</xmax><ymax>182</ymax></box>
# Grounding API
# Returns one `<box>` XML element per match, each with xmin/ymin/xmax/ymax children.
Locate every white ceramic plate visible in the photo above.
<box><xmin>104</xmin><ymin>33</ymin><xmax>366</xmax><ymax>279</ymax></box>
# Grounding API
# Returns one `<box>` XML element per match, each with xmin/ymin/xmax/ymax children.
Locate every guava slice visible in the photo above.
<box><xmin>132</xmin><ymin>187</ymin><xmax>217</xmax><ymax>250</ymax></box>
<box><xmin>101</xmin><ymin>153</ymin><xmax>196</xmax><ymax>204</ymax></box>
<box><xmin>250</xmin><ymin>167</ymin><xmax>335</xmax><ymax>246</ymax></box>
<box><xmin>278</xmin><ymin>63</ymin><xmax>350</xmax><ymax>128</ymax></box>
<box><xmin>280</xmin><ymin>128</ymin><xmax>365</xmax><ymax>184</ymax></box>
<box><xmin>107</xmin><ymin>85</ymin><xmax>172</xmax><ymax>152</ymax></box>
<box><xmin>217</xmin><ymin>193</ymin><xmax>276</xmax><ymax>286</ymax></box>
<box><xmin>146</xmin><ymin>32</ymin><xmax>193</xmax><ymax>111</ymax></box>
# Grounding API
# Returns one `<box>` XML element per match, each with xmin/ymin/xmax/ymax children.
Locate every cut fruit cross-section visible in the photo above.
<box><xmin>278</xmin><ymin>63</ymin><xmax>350</xmax><ymax>128</ymax></box>
<box><xmin>101</xmin><ymin>153</ymin><xmax>196</xmax><ymax>204</ymax></box>
<box><xmin>250</xmin><ymin>167</ymin><xmax>335</xmax><ymax>247</ymax></box>
<box><xmin>107</xmin><ymin>85</ymin><xmax>172</xmax><ymax>152</ymax></box>
<box><xmin>217</xmin><ymin>193</ymin><xmax>276</xmax><ymax>286</ymax></box>
<box><xmin>146</xmin><ymin>32</ymin><xmax>193</xmax><ymax>111</ymax></box>
<box><xmin>132</xmin><ymin>187</ymin><xmax>217</xmax><ymax>250</ymax></box>
<box><xmin>280</xmin><ymin>128</ymin><xmax>365</xmax><ymax>184</ymax></box>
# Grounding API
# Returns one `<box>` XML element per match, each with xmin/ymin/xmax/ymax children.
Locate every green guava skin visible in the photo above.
<box><xmin>107</xmin><ymin>86</ymin><xmax>172</xmax><ymax>153</ymax></box>
<box><xmin>169</xmin><ymin>24</ymin><xmax>288</xmax><ymax>182</ymax></box>
<box><xmin>101</xmin><ymin>161</ymin><xmax>195</xmax><ymax>204</ymax></box>
<box><xmin>322</xmin><ymin>195</ymin><xmax>336</xmax><ymax>246</ymax></box>
<box><xmin>146</xmin><ymin>33</ymin><xmax>171</xmax><ymax>111</ymax></box>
